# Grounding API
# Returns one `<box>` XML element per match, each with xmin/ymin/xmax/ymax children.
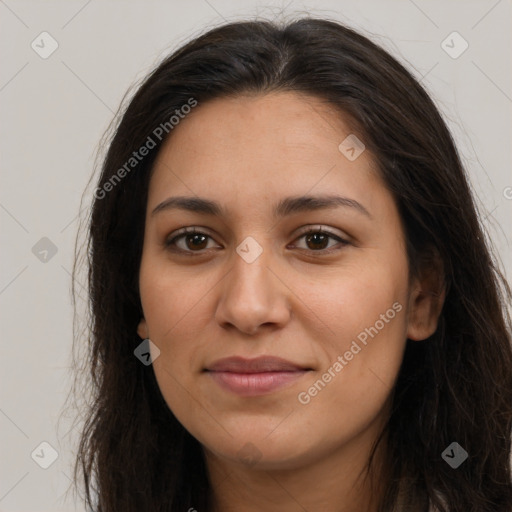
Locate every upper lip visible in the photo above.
<box><xmin>205</xmin><ymin>356</ymin><xmax>310</xmax><ymax>373</ymax></box>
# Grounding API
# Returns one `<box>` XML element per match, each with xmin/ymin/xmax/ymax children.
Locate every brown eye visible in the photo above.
<box><xmin>305</xmin><ymin>232</ymin><xmax>330</xmax><ymax>250</ymax></box>
<box><xmin>183</xmin><ymin>233</ymin><xmax>208</xmax><ymax>250</ymax></box>
<box><xmin>292</xmin><ymin>227</ymin><xmax>349</xmax><ymax>253</ymax></box>
<box><xmin>165</xmin><ymin>229</ymin><xmax>219</xmax><ymax>253</ymax></box>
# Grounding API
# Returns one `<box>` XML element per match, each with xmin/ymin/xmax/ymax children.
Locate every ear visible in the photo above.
<box><xmin>406</xmin><ymin>249</ymin><xmax>446</xmax><ymax>341</ymax></box>
<box><xmin>137</xmin><ymin>318</ymin><xmax>148</xmax><ymax>340</ymax></box>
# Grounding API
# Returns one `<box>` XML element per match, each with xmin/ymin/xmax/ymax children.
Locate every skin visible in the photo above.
<box><xmin>137</xmin><ymin>92</ymin><xmax>445</xmax><ymax>511</ymax></box>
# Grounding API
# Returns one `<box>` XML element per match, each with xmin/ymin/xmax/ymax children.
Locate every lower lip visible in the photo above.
<box><xmin>207</xmin><ymin>371</ymin><xmax>309</xmax><ymax>396</ymax></box>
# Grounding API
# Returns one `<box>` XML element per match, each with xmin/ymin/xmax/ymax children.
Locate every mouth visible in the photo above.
<box><xmin>204</xmin><ymin>356</ymin><xmax>313</xmax><ymax>396</ymax></box>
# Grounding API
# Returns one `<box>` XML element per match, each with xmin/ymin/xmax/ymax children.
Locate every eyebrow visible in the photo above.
<box><xmin>151</xmin><ymin>194</ymin><xmax>372</xmax><ymax>219</ymax></box>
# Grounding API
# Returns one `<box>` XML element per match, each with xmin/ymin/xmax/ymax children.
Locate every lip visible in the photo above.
<box><xmin>205</xmin><ymin>356</ymin><xmax>312</xmax><ymax>396</ymax></box>
<box><xmin>206</xmin><ymin>356</ymin><xmax>310</xmax><ymax>373</ymax></box>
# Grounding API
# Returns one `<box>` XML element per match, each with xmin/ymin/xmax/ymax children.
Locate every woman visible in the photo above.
<box><xmin>71</xmin><ymin>17</ymin><xmax>512</xmax><ymax>511</ymax></box>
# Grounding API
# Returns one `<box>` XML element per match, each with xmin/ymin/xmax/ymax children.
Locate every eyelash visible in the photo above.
<box><xmin>164</xmin><ymin>226</ymin><xmax>349</xmax><ymax>256</ymax></box>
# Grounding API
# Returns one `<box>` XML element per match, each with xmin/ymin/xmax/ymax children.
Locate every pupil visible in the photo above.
<box><xmin>188</xmin><ymin>234</ymin><xmax>207</xmax><ymax>249</ymax></box>
<box><xmin>307</xmin><ymin>233</ymin><xmax>328</xmax><ymax>250</ymax></box>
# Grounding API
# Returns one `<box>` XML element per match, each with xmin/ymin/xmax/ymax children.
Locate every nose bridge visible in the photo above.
<box><xmin>229</xmin><ymin>236</ymin><xmax>275</xmax><ymax>308</ymax></box>
<box><xmin>214</xmin><ymin>234</ymin><xmax>290</xmax><ymax>333</ymax></box>
<box><xmin>233</xmin><ymin>237</ymin><xmax>271</xmax><ymax>291</ymax></box>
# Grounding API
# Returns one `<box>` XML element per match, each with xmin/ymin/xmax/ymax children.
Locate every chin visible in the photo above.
<box><xmin>202</xmin><ymin>430</ymin><xmax>318</xmax><ymax>471</ymax></box>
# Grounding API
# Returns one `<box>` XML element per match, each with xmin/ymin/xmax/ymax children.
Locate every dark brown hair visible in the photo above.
<box><xmin>67</xmin><ymin>16</ymin><xmax>512</xmax><ymax>511</ymax></box>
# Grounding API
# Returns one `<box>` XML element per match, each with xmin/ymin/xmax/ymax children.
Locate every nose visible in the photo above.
<box><xmin>214</xmin><ymin>244</ymin><xmax>292</xmax><ymax>336</ymax></box>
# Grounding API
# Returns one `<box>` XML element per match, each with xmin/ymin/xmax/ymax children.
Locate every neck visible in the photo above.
<box><xmin>204</xmin><ymin>424</ymin><xmax>390</xmax><ymax>512</ymax></box>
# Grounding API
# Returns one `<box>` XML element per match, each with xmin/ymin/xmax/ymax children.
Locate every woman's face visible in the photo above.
<box><xmin>137</xmin><ymin>92</ymin><xmax>438</xmax><ymax>470</ymax></box>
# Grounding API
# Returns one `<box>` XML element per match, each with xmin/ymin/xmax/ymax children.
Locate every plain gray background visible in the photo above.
<box><xmin>1</xmin><ymin>1</ymin><xmax>511</xmax><ymax>510</ymax></box>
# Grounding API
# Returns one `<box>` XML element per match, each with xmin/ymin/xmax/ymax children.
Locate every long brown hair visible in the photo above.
<box><xmin>67</xmin><ymin>17</ymin><xmax>512</xmax><ymax>511</ymax></box>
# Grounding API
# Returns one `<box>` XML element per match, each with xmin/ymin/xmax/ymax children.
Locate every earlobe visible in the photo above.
<box><xmin>407</xmin><ymin>286</ymin><xmax>446</xmax><ymax>341</ymax></box>
<box><xmin>406</xmin><ymin>251</ymin><xmax>446</xmax><ymax>341</ymax></box>
<box><xmin>137</xmin><ymin>318</ymin><xmax>148</xmax><ymax>340</ymax></box>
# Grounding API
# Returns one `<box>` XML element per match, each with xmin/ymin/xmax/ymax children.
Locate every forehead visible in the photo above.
<box><xmin>147</xmin><ymin>92</ymin><xmax>384</xmax><ymax>214</ymax></box>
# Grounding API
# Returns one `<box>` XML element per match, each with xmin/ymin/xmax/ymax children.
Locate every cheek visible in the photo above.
<box><xmin>139</xmin><ymin>265</ymin><xmax>208</xmax><ymax>430</ymax></box>
<box><xmin>139</xmin><ymin>253</ymin><xmax>206</xmax><ymax>338</ymax></box>
<box><xmin>293</xmin><ymin>256</ymin><xmax>409</xmax><ymax>414</ymax></box>
<box><xmin>293</xmin><ymin>249</ymin><xmax>408</xmax><ymax>343</ymax></box>
<box><xmin>138</xmin><ymin>260</ymin><xmax>200</xmax><ymax>395</ymax></box>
